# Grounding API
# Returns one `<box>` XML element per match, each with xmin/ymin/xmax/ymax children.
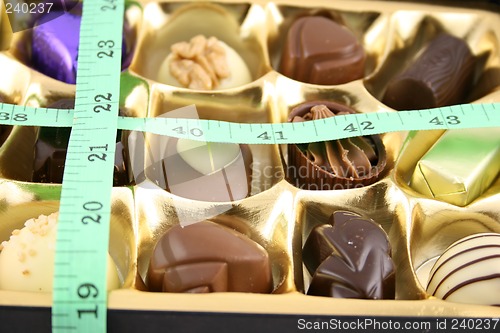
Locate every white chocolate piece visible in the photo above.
<box><xmin>0</xmin><ymin>212</ymin><xmax>120</xmax><ymax>292</ymax></box>
<box><xmin>176</xmin><ymin>139</ymin><xmax>241</xmax><ymax>175</ymax></box>
<box><xmin>158</xmin><ymin>39</ymin><xmax>252</xmax><ymax>90</ymax></box>
<box><xmin>426</xmin><ymin>233</ymin><xmax>500</xmax><ymax>306</ymax></box>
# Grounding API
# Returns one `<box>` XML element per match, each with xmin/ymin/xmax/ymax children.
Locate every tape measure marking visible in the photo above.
<box><xmin>51</xmin><ymin>0</ymin><xmax>124</xmax><ymax>332</ymax></box>
<box><xmin>115</xmin><ymin>102</ymin><xmax>500</xmax><ymax>143</ymax></box>
<box><xmin>0</xmin><ymin>102</ymin><xmax>498</xmax><ymax>143</ymax></box>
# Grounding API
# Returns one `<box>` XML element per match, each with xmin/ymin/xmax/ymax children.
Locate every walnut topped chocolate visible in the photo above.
<box><xmin>158</xmin><ymin>35</ymin><xmax>252</xmax><ymax>90</ymax></box>
<box><xmin>287</xmin><ymin>101</ymin><xmax>386</xmax><ymax>190</ymax></box>
<box><xmin>169</xmin><ymin>35</ymin><xmax>230</xmax><ymax>90</ymax></box>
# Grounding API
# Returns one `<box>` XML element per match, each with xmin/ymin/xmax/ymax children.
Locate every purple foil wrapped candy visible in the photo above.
<box><xmin>32</xmin><ymin>11</ymin><xmax>129</xmax><ymax>84</ymax></box>
<box><xmin>32</xmin><ymin>11</ymin><xmax>80</xmax><ymax>84</ymax></box>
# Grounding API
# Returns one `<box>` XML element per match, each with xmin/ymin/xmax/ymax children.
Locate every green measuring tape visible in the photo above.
<box><xmin>0</xmin><ymin>0</ymin><xmax>499</xmax><ymax>331</ymax></box>
<box><xmin>0</xmin><ymin>102</ymin><xmax>499</xmax><ymax>143</ymax></box>
<box><xmin>49</xmin><ymin>0</ymin><xmax>124</xmax><ymax>332</ymax></box>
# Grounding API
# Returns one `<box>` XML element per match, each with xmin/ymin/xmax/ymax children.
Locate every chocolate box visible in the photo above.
<box><xmin>0</xmin><ymin>0</ymin><xmax>499</xmax><ymax>331</ymax></box>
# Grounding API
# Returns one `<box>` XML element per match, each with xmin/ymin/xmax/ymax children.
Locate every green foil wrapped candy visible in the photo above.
<box><xmin>410</xmin><ymin>128</ymin><xmax>500</xmax><ymax>206</ymax></box>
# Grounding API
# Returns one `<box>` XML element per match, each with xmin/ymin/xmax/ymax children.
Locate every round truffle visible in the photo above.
<box><xmin>160</xmin><ymin>138</ymin><xmax>253</xmax><ymax>202</ymax></box>
<box><xmin>426</xmin><ymin>233</ymin><xmax>500</xmax><ymax>306</ymax></box>
<box><xmin>157</xmin><ymin>35</ymin><xmax>252</xmax><ymax>90</ymax></box>
<box><xmin>0</xmin><ymin>212</ymin><xmax>120</xmax><ymax>292</ymax></box>
<box><xmin>287</xmin><ymin>101</ymin><xmax>386</xmax><ymax>190</ymax></box>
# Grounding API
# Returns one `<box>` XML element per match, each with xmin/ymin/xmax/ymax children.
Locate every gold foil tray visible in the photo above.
<box><xmin>0</xmin><ymin>0</ymin><xmax>499</xmax><ymax>318</ymax></box>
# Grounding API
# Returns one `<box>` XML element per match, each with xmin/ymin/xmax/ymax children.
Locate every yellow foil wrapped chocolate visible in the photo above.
<box><xmin>410</xmin><ymin>128</ymin><xmax>500</xmax><ymax>206</ymax></box>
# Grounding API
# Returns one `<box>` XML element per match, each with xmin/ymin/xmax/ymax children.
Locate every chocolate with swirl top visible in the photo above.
<box><xmin>382</xmin><ymin>33</ymin><xmax>475</xmax><ymax>110</ymax></box>
<box><xmin>287</xmin><ymin>101</ymin><xmax>386</xmax><ymax>190</ymax></box>
<box><xmin>303</xmin><ymin>211</ymin><xmax>395</xmax><ymax>299</ymax></box>
<box><xmin>426</xmin><ymin>233</ymin><xmax>500</xmax><ymax>306</ymax></box>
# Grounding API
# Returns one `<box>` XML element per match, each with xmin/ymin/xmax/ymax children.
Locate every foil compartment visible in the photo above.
<box><xmin>0</xmin><ymin>182</ymin><xmax>137</xmax><ymax>289</ymax></box>
<box><xmin>0</xmin><ymin>1</ymin><xmax>143</xmax><ymax>184</ymax></box>
<box><xmin>134</xmin><ymin>180</ymin><xmax>295</xmax><ymax>294</ymax></box>
<box><xmin>363</xmin><ymin>4</ymin><xmax>500</xmax><ymax>104</ymax></box>
<box><xmin>130</xmin><ymin>2</ymin><xmax>270</xmax><ymax>87</ymax></box>
<box><xmin>409</xmin><ymin>128</ymin><xmax>500</xmax><ymax>206</ymax></box>
<box><xmin>6</xmin><ymin>1</ymin><xmax>142</xmax><ymax>83</ymax></box>
<box><xmin>395</xmin><ymin>128</ymin><xmax>500</xmax><ymax>206</ymax></box>
<box><xmin>0</xmin><ymin>0</ymin><xmax>499</xmax><ymax>318</ymax></box>
<box><xmin>293</xmin><ymin>180</ymin><xmax>408</xmax><ymax>295</ymax></box>
<box><xmin>395</xmin><ymin>129</ymin><xmax>500</xmax><ymax>301</ymax></box>
<box><xmin>0</xmin><ymin>7</ymin><xmax>12</xmax><ymax>51</ymax></box>
<box><xmin>409</xmin><ymin>202</ymin><xmax>500</xmax><ymax>296</ymax></box>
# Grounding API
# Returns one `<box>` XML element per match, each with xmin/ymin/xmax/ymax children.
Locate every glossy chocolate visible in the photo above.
<box><xmin>303</xmin><ymin>211</ymin><xmax>395</xmax><ymax>299</ymax></box>
<box><xmin>161</xmin><ymin>139</ymin><xmax>252</xmax><ymax>202</ymax></box>
<box><xmin>279</xmin><ymin>16</ymin><xmax>366</xmax><ymax>85</ymax></box>
<box><xmin>382</xmin><ymin>33</ymin><xmax>475</xmax><ymax>110</ymax></box>
<box><xmin>146</xmin><ymin>220</ymin><xmax>273</xmax><ymax>293</ymax></box>
<box><xmin>33</xmin><ymin>99</ymin><xmax>131</xmax><ymax>185</ymax></box>
<box><xmin>287</xmin><ymin>101</ymin><xmax>386</xmax><ymax>190</ymax></box>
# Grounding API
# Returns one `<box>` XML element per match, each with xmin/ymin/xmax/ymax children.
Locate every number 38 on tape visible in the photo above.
<box><xmin>0</xmin><ymin>103</ymin><xmax>499</xmax><ymax>144</ymax></box>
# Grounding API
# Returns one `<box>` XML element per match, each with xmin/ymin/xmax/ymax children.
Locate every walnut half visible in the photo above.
<box><xmin>169</xmin><ymin>35</ymin><xmax>230</xmax><ymax>90</ymax></box>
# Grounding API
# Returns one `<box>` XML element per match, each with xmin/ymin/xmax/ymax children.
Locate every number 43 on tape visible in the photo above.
<box><xmin>0</xmin><ymin>103</ymin><xmax>499</xmax><ymax>144</ymax></box>
<box><xmin>115</xmin><ymin>102</ymin><xmax>500</xmax><ymax>144</ymax></box>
